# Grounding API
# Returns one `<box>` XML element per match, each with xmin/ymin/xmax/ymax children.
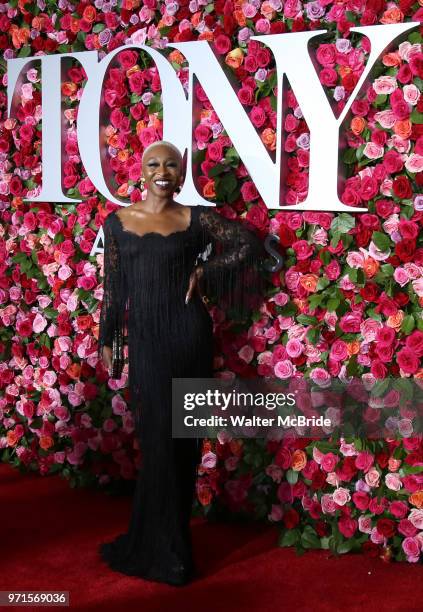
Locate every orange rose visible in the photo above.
<box><xmin>351</xmin><ymin>116</ymin><xmax>366</xmax><ymax>136</ymax></box>
<box><xmin>136</xmin><ymin>120</ymin><xmax>147</xmax><ymax>137</ymax></box>
<box><xmin>126</xmin><ymin>65</ymin><xmax>140</xmax><ymax>77</ymax></box>
<box><xmin>293</xmin><ymin>298</ymin><xmax>308</xmax><ymax>312</ymax></box>
<box><xmin>386</xmin><ymin>310</ymin><xmax>404</xmax><ymax>330</ymax></box>
<box><xmin>168</xmin><ymin>50</ymin><xmax>185</xmax><ymax>65</ymax></box>
<box><xmin>291</xmin><ymin>449</ymin><xmax>307</xmax><ymax>471</ymax></box>
<box><xmin>382</xmin><ymin>52</ymin><xmax>401</xmax><ymax>67</ymax></box>
<box><xmin>61</xmin><ymin>82</ymin><xmax>77</xmax><ymax>97</ymax></box>
<box><xmin>66</xmin><ymin>363</ymin><xmax>81</xmax><ymax>379</ymax></box>
<box><xmin>32</xmin><ymin>16</ymin><xmax>45</xmax><ymax>31</ymax></box>
<box><xmin>203</xmin><ymin>180</ymin><xmax>216</xmax><ymax>198</ymax></box>
<box><xmin>394</xmin><ymin>119</ymin><xmax>412</xmax><ymax>139</ymax></box>
<box><xmin>381</xmin><ymin>7</ymin><xmax>404</xmax><ymax>23</ymax></box>
<box><xmin>199</xmin><ymin>31</ymin><xmax>214</xmax><ymax>42</ymax></box>
<box><xmin>108</xmin><ymin>134</ymin><xmax>119</xmax><ymax>148</ymax></box>
<box><xmin>363</xmin><ymin>257</ymin><xmax>379</xmax><ymax>278</ymax></box>
<box><xmin>191</xmin><ymin>11</ymin><xmax>202</xmax><ymax>27</ymax></box>
<box><xmin>300</xmin><ymin>274</ymin><xmax>319</xmax><ymax>293</ymax></box>
<box><xmin>347</xmin><ymin>340</ymin><xmax>360</xmax><ymax>357</ymax></box>
<box><xmin>10</xmin><ymin>25</ymin><xmax>30</xmax><ymax>48</ymax></box>
<box><xmin>117</xmin><ymin>183</ymin><xmax>129</xmax><ymax>197</ymax></box>
<box><xmin>225</xmin><ymin>48</ymin><xmax>244</xmax><ymax>69</ymax></box>
<box><xmin>40</xmin><ymin>436</ymin><xmax>54</xmax><ymax>451</ymax></box>
<box><xmin>118</xmin><ymin>149</ymin><xmax>130</xmax><ymax>162</ymax></box>
<box><xmin>409</xmin><ymin>490</ymin><xmax>423</xmax><ymax>508</ymax></box>
<box><xmin>6</xmin><ymin>430</ymin><xmax>19</xmax><ymax>447</ymax></box>
<box><xmin>261</xmin><ymin>1</ymin><xmax>276</xmax><ymax>19</ymax></box>
<box><xmin>261</xmin><ymin>127</ymin><xmax>276</xmax><ymax>151</ymax></box>
<box><xmin>233</xmin><ymin>9</ymin><xmax>247</xmax><ymax>26</ymax></box>
<box><xmin>83</xmin><ymin>5</ymin><xmax>96</xmax><ymax>22</ymax></box>
<box><xmin>70</xmin><ymin>17</ymin><xmax>80</xmax><ymax>34</ymax></box>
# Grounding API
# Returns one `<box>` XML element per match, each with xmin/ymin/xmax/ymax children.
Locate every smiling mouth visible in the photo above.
<box><xmin>154</xmin><ymin>179</ymin><xmax>172</xmax><ymax>188</ymax></box>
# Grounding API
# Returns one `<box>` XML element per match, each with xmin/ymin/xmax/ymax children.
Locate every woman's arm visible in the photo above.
<box><xmin>97</xmin><ymin>214</ymin><xmax>127</xmax><ymax>378</ymax></box>
<box><xmin>196</xmin><ymin>205</ymin><xmax>266</xmax><ymax>317</ymax></box>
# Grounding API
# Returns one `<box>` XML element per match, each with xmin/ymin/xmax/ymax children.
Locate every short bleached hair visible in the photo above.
<box><xmin>141</xmin><ymin>140</ymin><xmax>183</xmax><ymax>166</ymax></box>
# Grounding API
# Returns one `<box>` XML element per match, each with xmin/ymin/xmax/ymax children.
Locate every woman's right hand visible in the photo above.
<box><xmin>102</xmin><ymin>345</ymin><xmax>113</xmax><ymax>374</ymax></box>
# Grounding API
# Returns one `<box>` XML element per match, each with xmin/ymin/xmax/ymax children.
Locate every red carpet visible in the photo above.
<box><xmin>1</xmin><ymin>462</ymin><xmax>422</xmax><ymax>612</ymax></box>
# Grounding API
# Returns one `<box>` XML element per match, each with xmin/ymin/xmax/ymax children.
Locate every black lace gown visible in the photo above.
<box><xmin>97</xmin><ymin>204</ymin><xmax>264</xmax><ymax>585</ymax></box>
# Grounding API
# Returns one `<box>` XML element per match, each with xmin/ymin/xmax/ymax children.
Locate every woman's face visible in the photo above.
<box><xmin>141</xmin><ymin>145</ymin><xmax>183</xmax><ymax>197</ymax></box>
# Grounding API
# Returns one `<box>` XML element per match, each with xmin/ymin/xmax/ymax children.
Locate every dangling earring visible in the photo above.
<box><xmin>140</xmin><ymin>177</ymin><xmax>146</xmax><ymax>190</ymax></box>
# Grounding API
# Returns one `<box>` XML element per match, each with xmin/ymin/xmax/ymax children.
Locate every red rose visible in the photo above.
<box><xmin>319</xmin><ymin>67</ymin><xmax>338</xmax><ymax>86</ymax></box>
<box><xmin>377</xmin><ymin>518</ymin><xmax>396</xmax><ymax>539</ymax></box>
<box><xmin>393</xmin><ymin>176</ymin><xmax>412</xmax><ymax>199</ymax></box>
<box><xmin>283</xmin><ymin>508</ymin><xmax>300</xmax><ymax>529</ymax></box>
<box><xmin>360</xmin><ymin>283</ymin><xmax>379</xmax><ymax>301</ymax></box>
<box><xmin>339</xmin><ymin>516</ymin><xmax>357</xmax><ymax>538</ymax></box>
<box><xmin>245</xmin><ymin>204</ymin><xmax>268</xmax><ymax>232</ymax></box>
<box><xmin>410</xmin><ymin>53</ymin><xmax>423</xmax><ymax>78</ymax></box>
<box><xmin>214</xmin><ymin>34</ymin><xmax>231</xmax><ymax>54</ymax></box>
<box><xmin>278</xmin><ymin>225</ymin><xmax>296</xmax><ymax>247</ymax></box>
<box><xmin>395</xmin><ymin>239</ymin><xmax>416</xmax><ymax>263</ymax></box>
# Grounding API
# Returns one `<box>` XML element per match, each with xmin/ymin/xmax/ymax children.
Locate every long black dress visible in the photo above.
<box><xmin>97</xmin><ymin>203</ymin><xmax>264</xmax><ymax>585</ymax></box>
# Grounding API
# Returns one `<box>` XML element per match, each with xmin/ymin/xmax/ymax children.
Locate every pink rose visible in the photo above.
<box><xmin>274</xmin><ymin>360</ymin><xmax>295</xmax><ymax>379</ymax></box>
<box><xmin>310</xmin><ymin>368</ymin><xmax>331</xmax><ymax>388</ymax></box>
<box><xmin>321</xmin><ymin>493</ymin><xmax>337</xmax><ymax>514</ymax></box>
<box><xmin>373</xmin><ymin>75</ymin><xmax>397</xmax><ymax>94</ymax></box>
<box><xmin>402</xmin><ymin>537</ymin><xmax>421</xmax><ymax>562</ymax></box>
<box><xmin>332</xmin><ymin>487</ymin><xmax>351</xmax><ymax>506</ymax></box>
<box><xmin>365</xmin><ymin>467</ymin><xmax>380</xmax><ymax>488</ymax></box>
<box><xmin>285</xmin><ymin>338</ymin><xmax>303</xmax><ymax>359</ymax></box>
<box><xmin>363</xmin><ymin>142</ymin><xmax>384</xmax><ymax>159</ymax></box>
<box><xmin>385</xmin><ymin>473</ymin><xmax>402</xmax><ymax>491</ymax></box>
<box><xmin>358</xmin><ymin>515</ymin><xmax>372</xmax><ymax>534</ymax></box>
<box><xmin>321</xmin><ymin>452</ymin><xmax>338</xmax><ymax>472</ymax></box>
<box><xmin>355</xmin><ymin>451</ymin><xmax>374</xmax><ymax>472</ymax></box>
<box><xmin>409</xmin><ymin>509</ymin><xmax>423</xmax><ymax>530</ymax></box>
<box><xmin>329</xmin><ymin>339</ymin><xmax>348</xmax><ymax>362</ymax></box>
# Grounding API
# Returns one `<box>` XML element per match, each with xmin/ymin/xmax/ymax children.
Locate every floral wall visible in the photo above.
<box><xmin>1</xmin><ymin>0</ymin><xmax>423</xmax><ymax>563</ymax></box>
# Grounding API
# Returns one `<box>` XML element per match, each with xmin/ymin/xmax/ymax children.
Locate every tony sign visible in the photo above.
<box><xmin>7</xmin><ymin>22</ymin><xmax>418</xmax><ymax>219</ymax></box>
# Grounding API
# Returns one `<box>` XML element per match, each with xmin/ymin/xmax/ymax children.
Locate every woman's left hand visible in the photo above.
<box><xmin>185</xmin><ymin>266</ymin><xmax>205</xmax><ymax>304</ymax></box>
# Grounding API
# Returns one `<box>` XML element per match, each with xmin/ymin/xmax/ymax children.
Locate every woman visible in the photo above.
<box><xmin>97</xmin><ymin>140</ymin><xmax>264</xmax><ymax>586</ymax></box>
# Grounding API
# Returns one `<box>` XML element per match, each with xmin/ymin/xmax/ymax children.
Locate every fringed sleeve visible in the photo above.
<box><xmin>197</xmin><ymin>205</ymin><xmax>266</xmax><ymax>319</ymax></box>
<box><xmin>97</xmin><ymin>214</ymin><xmax>127</xmax><ymax>379</ymax></box>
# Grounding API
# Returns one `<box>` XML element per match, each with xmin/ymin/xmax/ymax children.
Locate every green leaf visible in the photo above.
<box><xmin>330</xmin><ymin>213</ymin><xmax>355</xmax><ymax>234</ymax></box>
<box><xmin>326</xmin><ymin>297</ymin><xmax>340</xmax><ymax>312</ymax></box>
<box><xmin>18</xmin><ymin>45</ymin><xmax>32</xmax><ymax>58</ymax></box>
<box><xmin>301</xmin><ymin>525</ymin><xmax>321</xmax><ymax>549</ymax></box>
<box><xmin>220</xmin><ymin>172</ymin><xmax>238</xmax><ymax>195</ymax></box>
<box><xmin>279</xmin><ymin>528</ymin><xmax>300</xmax><ymax>547</ymax></box>
<box><xmin>92</xmin><ymin>23</ymin><xmax>105</xmax><ymax>33</ymax></box>
<box><xmin>411</xmin><ymin>109</ymin><xmax>423</xmax><ymax>124</ymax></box>
<box><xmin>342</xmin><ymin>148</ymin><xmax>357</xmax><ymax>165</ymax></box>
<box><xmin>336</xmin><ymin>539</ymin><xmax>354</xmax><ymax>554</ymax></box>
<box><xmin>309</xmin><ymin>294</ymin><xmax>323</xmax><ymax>310</ymax></box>
<box><xmin>286</xmin><ymin>469</ymin><xmax>298</xmax><ymax>484</ymax></box>
<box><xmin>372</xmin><ymin>231</ymin><xmax>391</xmax><ymax>252</ymax></box>
<box><xmin>297</xmin><ymin>314</ymin><xmax>318</xmax><ymax>325</ymax></box>
<box><xmin>208</xmin><ymin>163</ymin><xmax>226</xmax><ymax>178</ymax></box>
<box><xmin>401</xmin><ymin>315</ymin><xmax>415</xmax><ymax>335</ymax></box>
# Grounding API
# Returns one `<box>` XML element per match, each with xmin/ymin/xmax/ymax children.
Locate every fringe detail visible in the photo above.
<box><xmin>197</xmin><ymin>206</ymin><xmax>266</xmax><ymax>320</ymax></box>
